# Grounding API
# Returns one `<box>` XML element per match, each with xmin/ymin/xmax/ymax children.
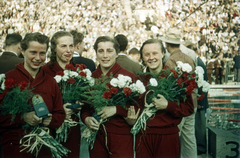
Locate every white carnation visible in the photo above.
<box><xmin>181</xmin><ymin>63</ymin><xmax>192</xmax><ymax>73</ymax></box>
<box><xmin>62</xmin><ymin>75</ymin><xmax>69</xmax><ymax>81</ymax></box>
<box><xmin>129</xmin><ymin>83</ymin><xmax>137</xmax><ymax>92</ymax></box>
<box><xmin>0</xmin><ymin>74</ymin><xmax>5</xmax><ymax>81</ymax></box>
<box><xmin>88</xmin><ymin>77</ymin><xmax>95</xmax><ymax>87</ymax></box>
<box><xmin>135</xmin><ymin>80</ymin><xmax>146</xmax><ymax>94</ymax></box>
<box><xmin>202</xmin><ymin>81</ymin><xmax>210</xmax><ymax>92</ymax></box>
<box><xmin>110</xmin><ymin>78</ymin><xmax>118</xmax><ymax>87</ymax></box>
<box><xmin>54</xmin><ymin>75</ymin><xmax>62</xmax><ymax>83</ymax></box>
<box><xmin>176</xmin><ymin>61</ymin><xmax>184</xmax><ymax>69</ymax></box>
<box><xmin>118</xmin><ymin>74</ymin><xmax>132</xmax><ymax>86</ymax></box>
<box><xmin>149</xmin><ymin>78</ymin><xmax>158</xmax><ymax>87</ymax></box>
<box><xmin>63</xmin><ymin>70</ymin><xmax>70</xmax><ymax>75</ymax></box>
<box><xmin>1</xmin><ymin>81</ymin><xmax>5</xmax><ymax>90</ymax></box>
<box><xmin>69</xmin><ymin>71</ymin><xmax>78</xmax><ymax>77</ymax></box>
<box><xmin>195</xmin><ymin>66</ymin><xmax>204</xmax><ymax>75</ymax></box>
<box><xmin>118</xmin><ymin>78</ymin><xmax>127</xmax><ymax>88</ymax></box>
<box><xmin>83</xmin><ymin>69</ymin><xmax>92</xmax><ymax>77</ymax></box>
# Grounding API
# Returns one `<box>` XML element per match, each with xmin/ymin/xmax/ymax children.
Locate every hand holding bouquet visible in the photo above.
<box><xmin>82</xmin><ymin>74</ymin><xmax>146</xmax><ymax>149</ymax></box>
<box><xmin>131</xmin><ymin>61</ymin><xmax>210</xmax><ymax>135</ymax></box>
<box><xmin>54</xmin><ymin>64</ymin><xmax>94</xmax><ymax>143</ymax></box>
<box><xmin>0</xmin><ymin>75</ymin><xmax>70</xmax><ymax>157</ymax></box>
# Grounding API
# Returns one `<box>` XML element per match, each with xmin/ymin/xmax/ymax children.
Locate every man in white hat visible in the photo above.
<box><xmin>160</xmin><ymin>28</ymin><xmax>198</xmax><ymax>158</ymax></box>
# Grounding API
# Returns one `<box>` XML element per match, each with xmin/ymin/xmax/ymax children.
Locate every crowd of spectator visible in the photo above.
<box><xmin>0</xmin><ymin>0</ymin><xmax>239</xmax><ymax>83</ymax></box>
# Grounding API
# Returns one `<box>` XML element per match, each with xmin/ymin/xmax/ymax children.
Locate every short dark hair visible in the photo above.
<box><xmin>70</xmin><ymin>30</ymin><xmax>84</xmax><ymax>46</ymax></box>
<box><xmin>140</xmin><ymin>39</ymin><xmax>165</xmax><ymax>59</ymax></box>
<box><xmin>21</xmin><ymin>32</ymin><xmax>49</xmax><ymax>51</ymax></box>
<box><xmin>114</xmin><ymin>34</ymin><xmax>128</xmax><ymax>51</ymax></box>
<box><xmin>93</xmin><ymin>36</ymin><xmax>120</xmax><ymax>54</ymax></box>
<box><xmin>128</xmin><ymin>47</ymin><xmax>140</xmax><ymax>55</ymax></box>
<box><xmin>5</xmin><ymin>33</ymin><xmax>22</xmax><ymax>47</ymax></box>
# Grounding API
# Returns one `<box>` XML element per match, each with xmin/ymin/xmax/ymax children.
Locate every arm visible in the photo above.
<box><xmin>152</xmin><ymin>94</ymin><xmax>194</xmax><ymax>117</ymax></box>
<box><xmin>48</xmin><ymin>81</ymin><xmax>65</xmax><ymax>129</ymax></box>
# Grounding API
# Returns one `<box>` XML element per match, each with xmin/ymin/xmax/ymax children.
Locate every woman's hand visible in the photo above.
<box><xmin>63</xmin><ymin>103</ymin><xmax>73</xmax><ymax>119</ymax></box>
<box><xmin>85</xmin><ymin>117</ymin><xmax>99</xmax><ymax>130</ymax></box>
<box><xmin>152</xmin><ymin>94</ymin><xmax>168</xmax><ymax>110</ymax></box>
<box><xmin>124</xmin><ymin>106</ymin><xmax>140</xmax><ymax>126</ymax></box>
<box><xmin>24</xmin><ymin>111</ymin><xmax>42</xmax><ymax>126</ymax></box>
<box><xmin>98</xmin><ymin>106</ymin><xmax>116</xmax><ymax>120</ymax></box>
<box><xmin>42</xmin><ymin>113</ymin><xmax>52</xmax><ymax>126</ymax></box>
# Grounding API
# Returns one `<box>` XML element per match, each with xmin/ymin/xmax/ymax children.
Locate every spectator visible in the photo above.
<box><xmin>0</xmin><ymin>33</ymin><xmax>23</xmax><ymax>74</ymax></box>
<box><xmin>70</xmin><ymin>30</ymin><xmax>96</xmax><ymax>72</ymax></box>
<box><xmin>233</xmin><ymin>50</ymin><xmax>240</xmax><ymax>82</ymax></box>
<box><xmin>160</xmin><ymin>28</ymin><xmax>197</xmax><ymax>158</ymax></box>
<box><xmin>114</xmin><ymin>34</ymin><xmax>142</xmax><ymax>75</ymax></box>
<box><xmin>214</xmin><ymin>53</ymin><xmax>224</xmax><ymax>84</ymax></box>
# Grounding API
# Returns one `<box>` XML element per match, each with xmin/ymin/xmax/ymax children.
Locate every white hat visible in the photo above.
<box><xmin>160</xmin><ymin>28</ymin><xmax>181</xmax><ymax>44</ymax></box>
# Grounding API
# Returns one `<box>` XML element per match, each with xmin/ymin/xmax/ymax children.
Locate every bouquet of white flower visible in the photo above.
<box><xmin>54</xmin><ymin>64</ymin><xmax>94</xmax><ymax>143</ymax></box>
<box><xmin>82</xmin><ymin>74</ymin><xmax>146</xmax><ymax>149</ymax></box>
<box><xmin>131</xmin><ymin>61</ymin><xmax>210</xmax><ymax>135</ymax></box>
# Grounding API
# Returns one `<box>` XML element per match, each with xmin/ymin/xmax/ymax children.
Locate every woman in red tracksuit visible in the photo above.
<box><xmin>81</xmin><ymin>36</ymin><xmax>140</xmax><ymax>158</ymax></box>
<box><xmin>42</xmin><ymin>31</ymin><xmax>81</xmax><ymax>158</ymax></box>
<box><xmin>0</xmin><ymin>32</ymin><xmax>65</xmax><ymax>158</ymax></box>
<box><xmin>132</xmin><ymin>39</ymin><xmax>194</xmax><ymax>158</ymax></box>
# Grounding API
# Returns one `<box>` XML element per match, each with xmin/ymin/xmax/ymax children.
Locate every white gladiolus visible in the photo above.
<box><xmin>54</xmin><ymin>75</ymin><xmax>62</xmax><ymax>83</ymax></box>
<box><xmin>149</xmin><ymin>78</ymin><xmax>158</xmax><ymax>87</ymax></box>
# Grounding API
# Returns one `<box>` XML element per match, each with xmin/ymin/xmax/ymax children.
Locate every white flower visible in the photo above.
<box><xmin>202</xmin><ymin>81</ymin><xmax>210</xmax><ymax>92</ymax></box>
<box><xmin>176</xmin><ymin>61</ymin><xmax>192</xmax><ymax>73</ymax></box>
<box><xmin>135</xmin><ymin>80</ymin><xmax>146</xmax><ymax>94</ymax></box>
<box><xmin>88</xmin><ymin>78</ymin><xmax>95</xmax><ymax>87</ymax></box>
<box><xmin>117</xmin><ymin>74</ymin><xmax>132</xmax><ymax>87</ymax></box>
<box><xmin>54</xmin><ymin>75</ymin><xmax>62</xmax><ymax>83</ymax></box>
<box><xmin>62</xmin><ymin>75</ymin><xmax>69</xmax><ymax>81</ymax></box>
<box><xmin>69</xmin><ymin>71</ymin><xmax>78</xmax><ymax>77</ymax></box>
<box><xmin>195</xmin><ymin>66</ymin><xmax>204</xmax><ymax>75</ymax></box>
<box><xmin>1</xmin><ymin>81</ymin><xmax>5</xmax><ymax>90</ymax></box>
<box><xmin>176</xmin><ymin>61</ymin><xmax>184</xmax><ymax>69</ymax></box>
<box><xmin>149</xmin><ymin>78</ymin><xmax>158</xmax><ymax>87</ymax></box>
<box><xmin>196</xmin><ymin>78</ymin><xmax>204</xmax><ymax>88</ymax></box>
<box><xmin>118</xmin><ymin>78</ymin><xmax>127</xmax><ymax>88</ymax></box>
<box><xmin>181</xmin><ymin>63</ymin><xmax>192</xmax><ymax>73</ymax></box>
<box><xmin>110</xmin><ymin>78</ymin><xmax>118</xmax><ymax>87</ymax></box>
<box><xmin>83</xmin><ymin>69</ymin><xmax>92</xmax><ymax>77</ymax></box>
<box><xmin>0</xmin><ymin>74</ymin><xmax>5</xmax><ymax>81</ymax></box>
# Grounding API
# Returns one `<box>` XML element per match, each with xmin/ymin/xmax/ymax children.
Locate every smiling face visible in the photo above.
<box><xmin>23</xmin><ymin>41</ymin><xmax>47</xmax><ymax>76</ymax></box>
<box><xmin>142</xmin><ymin>43</ymin><xmax>163</xmax><ymax>74</ymax></box>
<box><xmin>96</xmin><ymin>41</ymin><xmax>118</xmax><ymax>75</ymax></box>
<box><xmin>55</xmin><ymin>36</ymin><xmax>74</xmax><ymax>64</ymax></box>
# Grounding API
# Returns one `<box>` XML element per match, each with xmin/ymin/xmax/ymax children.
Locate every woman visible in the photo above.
<box><xmin>132</xmin><ymin>39</ymin><xmax>194</xmax><ymax>158</ymax></box>
<box><xmin>80</xmin><ymin>36</ymin><xmax>139</xmax><ymax>158</ymax></box>
<box><xmin>42</xmin><ymin>31</ymin><xmax>80</xmax><ymax>158</ymax></box>
<box><xmin>0</xmin><ymin>32</ymin><xmax>65</xmax><ymax>158</ymax></box>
